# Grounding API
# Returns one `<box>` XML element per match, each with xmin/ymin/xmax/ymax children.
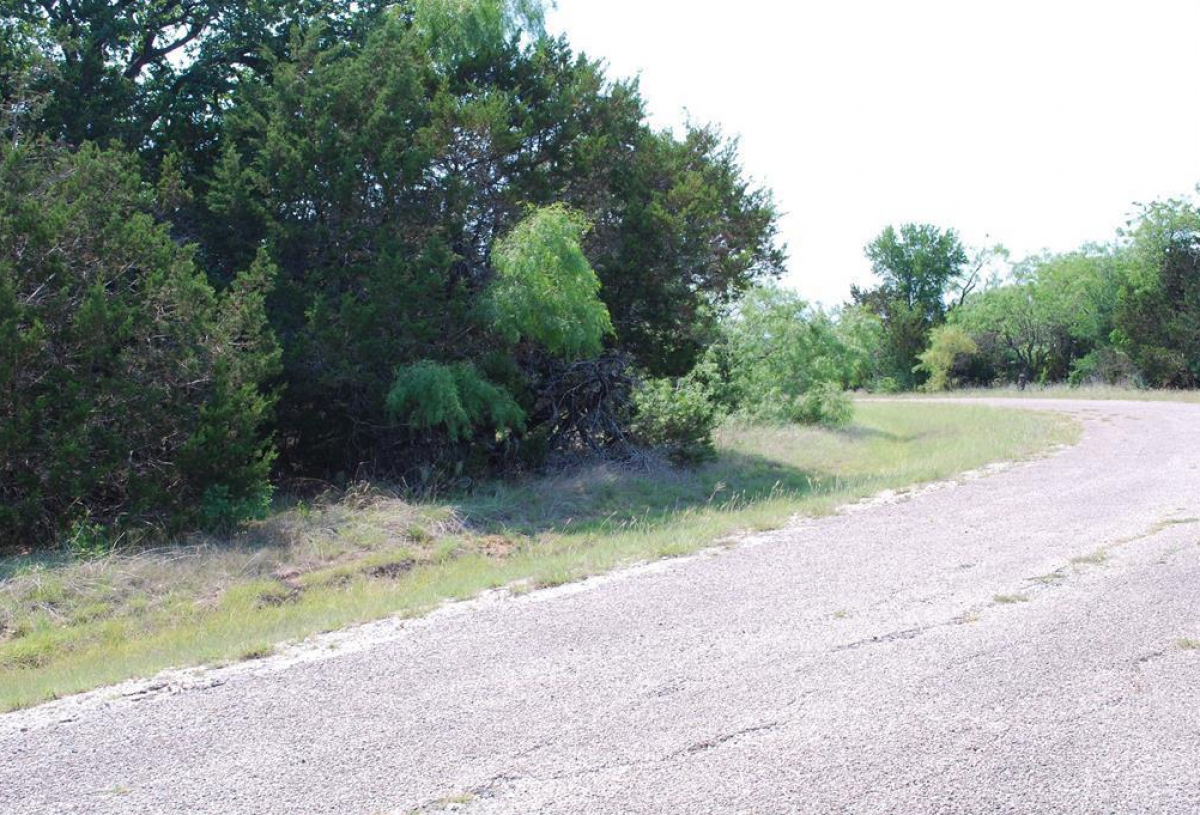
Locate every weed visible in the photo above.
<box><xmin>239</xmin><ymin>645</ymin><xmax>274</xmax><ymax>661</ymax></box>
<box><xmin>994</xmin><ymin>594</ymin><xmax>1029</xmax><ymax>605</ymax></box>
<box><xmin>1070</xmin><ymin>550</ymin><xmax>1109</xmax><ymax>567</ymax></box>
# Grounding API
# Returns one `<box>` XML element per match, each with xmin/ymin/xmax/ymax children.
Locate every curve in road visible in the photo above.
<box><xmin>3</xmin><ymin>399</ymin><xmax>1199</xmax><ymax>814</ymax></box>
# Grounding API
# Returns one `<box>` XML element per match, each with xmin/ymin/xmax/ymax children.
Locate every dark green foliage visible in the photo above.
<box><xmin>1114</xmin><ymin>198</ymin><xmax>1200</xmax><ymax>388</ymax></box>
<box><xmin>853</xmin><ymin>224</ymin><xmax>969</xmax><ymax>387</ymax></box>
<box><xmin>0</xmin><ymin>142</ymin><xmax>278</xmax><ymax>547</ymax></box>
<box><xmin>197</xmin><ymin>11</ymin><xmax>781</xmax><ymax>475</ymax></box>
<box><xmin>631</xmin><ymin>377</ymin><xmax>718</xmax><ymax>464</ymax></box>
<box><xmin>1068</xmin><ymin>347</ymin><xmax>1139</xmax><ymax>387</ymax></box>
<box><xmin>2</xmin><ymin>0</ymin><xmax>387</xmax><ymax>160</ymax></box>
<box><xmin>593</xmin><ymin>127</ymin><xmax>786</xmax><ymax>376</ymax></box>
<box><xmin>2</xmin><ymin>0</ymin><xmax>784</xmax><ymax>544</ymax></box>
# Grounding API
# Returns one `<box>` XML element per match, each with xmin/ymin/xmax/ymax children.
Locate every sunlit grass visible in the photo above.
<box><xmin>877</xmin><ymin>383</ymin><xmax>1200</xmax><ymax>403</ymax></box>
<box><xmin>0</xmin><ymin>403</ymin><xmax>1075</xmax><ymax>712</ymax></box>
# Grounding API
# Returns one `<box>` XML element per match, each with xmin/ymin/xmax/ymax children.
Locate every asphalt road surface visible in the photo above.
<box><xmin>3</xmin><ymin>399</ymin><xmax>1199</xmax><ymax>814</ymax></box>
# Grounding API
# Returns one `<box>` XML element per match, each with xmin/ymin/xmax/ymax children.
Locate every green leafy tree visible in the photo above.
<box><xmin>0</xmin><ymin>141</ymin><xmax>278</xmax><ymax>547</ymax></box>
<box><xmin>3</xmin><ymin>0</ymin><xmax>785</xmax><ymax>504</ymax></box>
<box><xmin>203</xmin><ymin>10</ymin><xmax>780</xmax><ymax>474</ymax></box>
<box><xmin>386</xmin><ymin>362</ymin><xmax>525</xmax><ymax>441</ymax></box>
<box><xmin>1016</xmin><ymin>248</ymin><xmax>1125</xmax><ymax>380</ymax></box>
<box><xmin>916</xmin><ymin>325</ymin><xmax>978</xmax><ymax>391</ymax></box>
<box><xmin>592</xmin><ymin>126</ymin><xmax>786</xmax><ymax>376</ymax></box>
<box><xmin>487</xmin><ymin>205</ymin><xmax>614</xmax><ymax>359</ymax></box>
<box><xmin>953</xmin><ymin>283</ymin><xmax>1054</xmax><ymax>381</ymax></box>
<box><xmin>946</xmin><ymin>247</ymin><xmax>1126</xmax><ymax>385</ymax></box>
<box><xmin>1</xmin><ymin>0</ymin><xmax>387</xmax><ymax>157</ymax></box>
<box><xmin>863</xmin><ymin>224</ymin><xmax>969</xmax><ymax>323</ymax></box>
<box><xmin>853</xmin><ymin>224</ymin><xmax>969</xmax><ymax>387</ymax></box>
<box><xmin>719</xmin><ymin>286</ymin><xmax>855</xmax><ymax>423</ymax></box>
<box><xmin>1113</xmin><ymin>196</ymin><xmax>1200</xmax><ymax>387</ymax></box>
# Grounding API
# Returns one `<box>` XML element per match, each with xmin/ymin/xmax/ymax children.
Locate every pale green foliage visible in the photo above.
<box><xmin>947</xmin><ymin>247</ymin><xmax>1126</xmax><ymax>384</ymax></box>
<box><xmin>631</xmin><ymin>375</ymin><xmax>718</xmax><ymax>464</ymax></box>
<box><xmin>833</xmin><ymin>304</ymin><xmax>887</xmax><ymax>389</ymax></box>
<box><xmin>725</xmin><ymin>287</ymin><xmax>847</xmax><ymax>396</ymax></box>
<box><xmin>488</xmin><ymin>204</ymin><xmax>614</xmax><ymax>359</ymax></box>
<box><xmin>720</xmin><ymin>285</ymin><xmax>857</xmax><ymax>423</ymax></box>
<box><xmin>954</xmin><ymin>282</ymin><xmax>1055</xmax><ymax>377</ymax></box>
<box><xmin>413</xmin><ymin>0</ymin><xmax>547</xmax><ymax>65</ymax></box>
<box><xmin>916</xmin><ymin>325</ymin><xmax>979</xmax><ymax>391</ymax></box>
<box><xmin>386</xmin><ymin>362</ymin><xmax>525</xmax><ymax>441</ymax></box>
<box><xmin>793</xmin><ymin>382</ymin><xmax>854</xmax><ymax>428</ymax></box>
<box><xmin>1025</xmin><ymin>250</ymin><xmax>1123</xmax><ymax>347</ymax></box>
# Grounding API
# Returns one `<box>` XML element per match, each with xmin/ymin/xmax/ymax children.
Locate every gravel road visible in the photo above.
<box><xmin>3</xmin><ymin>399</ymin><xmax>1199</xmax><ymax>814</ymax></box>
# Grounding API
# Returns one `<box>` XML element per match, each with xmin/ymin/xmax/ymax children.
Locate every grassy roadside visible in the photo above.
<box><xmin>0</xmin><ymin>402</ymin><xmax>1076</xmax><ymax>712</ymax></box>
<box><xmin>875</xmin><ymin>384</ymin><xmax>1200</xmax><ymax>403</ymax></box>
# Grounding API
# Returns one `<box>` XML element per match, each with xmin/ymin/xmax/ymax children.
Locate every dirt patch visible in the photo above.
<box><xmin>477</xmin><ymin>536</ymin><xmax>517</xmax><ymax>559</ymax></box>
<box><xmin>255</xmin><ymin>584</ymin><xmax>304</xmax><ymax>608</ymax></box>
<box><xmin>369</xmin><ymin>559</ymin><xmax>417</xmax><ymax>580</ymax></box>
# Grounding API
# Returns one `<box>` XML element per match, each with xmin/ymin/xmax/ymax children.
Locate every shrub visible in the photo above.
<box><xmin>0</xmin><ymin>142</ymin><xmax>279</xmax><ymax>548</ymax></box>
<box><xmin>386</xmin><ymin>361</ymin><xmax>526</xmax><ymax>442</ymax></box>
<box><xmin>631</xmin><ymin>377</ymin><xmax>718</xmax><ymax>464</ymax></box>
<box><xmin>487</xmin><ymin>205</ymin><xmax>615</xmax><ymax>360</ymax></box>
<box><xmin>916</xmin><ymin>324</ymin><xmax>979</xmax><ymax>392</ymax></box>
<box><xmin>792</xmin><ymin>382</ymin><xmax>854</xmax><ymax>428</ymax></box>
<box><xmin>870</xmin><ymin>376</ymin><xmax>903</xmax><ymax>394</ymax></box>
<box><xmin>198</xmin><ymin>483</ymin><xmax>274</xmax><ymax>534</ymax></box>
<box><xmin>1068</xmin><ymin>347</ymin><xmax>1141</xmax><ymax>387</ymax></box>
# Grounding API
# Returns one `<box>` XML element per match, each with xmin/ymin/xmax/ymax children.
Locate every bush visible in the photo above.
<box><xmin>198</xmin><ymin>483</ymin><xmax>274</xmax><ymax>534</ymax></box>
<box><xmin>915</xmin><ymin>325</ymin><xmax>979</xmax><ymax>392</ymax></box>
<box><xmin>791</xmin><ymin>382</ymin><xmax>854</xmax><ymax>428</ymax></box>
<box><xmin>386</xmin><ymin>361</ymin><xmax>526</xmax><ymax>442</ymax></box>
<box><xmin>0</xmin><ymin>142</ymin><xmax>279</xmax><ymax>548</ymax></box>
<box><xmin>1068</xmin><ymin>348</ymin><xmax>1141</xmax><ymax>387</ymax></box>
<box><xmin>631</xmin><ymin>376</ymin><xmax>718</xmax><ymax>464</ymax></box>
<box><xmin>870</xmin><ymin>376</ymin><xmax>903</xmax><ymax>394</ymax></box>
<box><xmin>487</xmin><ymin>205</ymin><xmax>614</xmax><ymax>360</ymax></box>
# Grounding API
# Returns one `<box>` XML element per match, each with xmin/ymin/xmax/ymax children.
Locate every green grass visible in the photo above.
<box><xmin>874</xmin><ymin>383</ymin><xmax>1200</xmax><ymax>403</ymax></box>
<box><xmin>0</xmin><ymin>402</ymin><xmax>1075</xmax><ymax>712</ymax></box>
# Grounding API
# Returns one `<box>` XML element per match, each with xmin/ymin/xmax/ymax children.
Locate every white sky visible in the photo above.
<box><xmin>547</xmin><ymin>0</ymin><xmax>1200</xmax><ymax>306</ymax></box>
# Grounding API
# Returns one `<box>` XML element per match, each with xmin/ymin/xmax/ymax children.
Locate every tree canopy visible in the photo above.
<box><xmin>0</xmin><ymin>0</ymin><xmax>784</xmax><ymax>545</ymax></box>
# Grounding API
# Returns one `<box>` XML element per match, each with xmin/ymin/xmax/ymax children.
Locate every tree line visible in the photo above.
<box><xmin>4</xmin><ymin>0</ymin><xmax>1195</xmax><ymax>551</ymax></box>
<box><xmin>852</xmin><ymin>201</ymin><xmax>1200</xmax><ymax>394</ymax></box>
<box><xmin>1</xmin><ymin>0</ymin><xmax>789</xmax><ymax>548</ymax></box>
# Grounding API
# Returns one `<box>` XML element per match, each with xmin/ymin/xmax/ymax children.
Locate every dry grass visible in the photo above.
<box><xmin>0</xmin><ymin>402</ymin><xmax>1075</xmax><ymax>712</ymax></box>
